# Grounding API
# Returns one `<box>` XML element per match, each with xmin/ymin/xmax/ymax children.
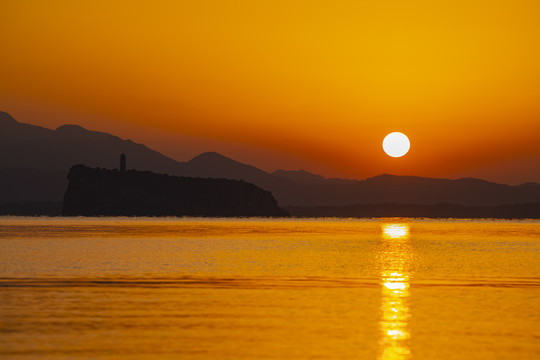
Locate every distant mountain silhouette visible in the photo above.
<box><xmin>63</xmin><ymin>165</ymin><xmax>288</xmax><ymax>217</ymax></box>
<box><xmin>1</xmin><ymin>111</ymin><xmax>540</xmax><ymax>209</ymax></box>
<box><xmin>0</xmin><ymin>168</ymin><xmax>67</xmax><ymax>202</ymax></box>
<box><xmin>272</xmin><ymin>169</ymin><xmax>326</xmax><ymax>182</ymax></box>
<box><xmin>180</xmin><ymin>152</ymin><xmax>274</xmax><ymax>186</ymax></box>
<box><xmin>0</xmin><ymin>111</ymin><xmax>183</xmax><ymax>174</ymax></box>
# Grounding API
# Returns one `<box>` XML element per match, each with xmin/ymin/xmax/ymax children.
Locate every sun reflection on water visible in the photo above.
<box><xmin>382</xmin><ymin>224</ymin><xmax>409</xmax><ymax>239</ymax></box>
<box><xmin>379</xmin><ymin>223</ymin><xmax>411</xmax><ymax>360</ymax></box>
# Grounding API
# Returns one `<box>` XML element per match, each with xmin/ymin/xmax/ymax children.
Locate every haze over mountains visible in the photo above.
<box><xmin>1</xmin><ymin>111</ymin><xmax>540</xmax><ymax>207</ymax></box>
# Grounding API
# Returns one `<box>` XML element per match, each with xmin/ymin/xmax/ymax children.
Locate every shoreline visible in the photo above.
<box><xmin>1</xmin><ymin>201</ymin><xmax>539</xmax><ymax>219</ymax></box>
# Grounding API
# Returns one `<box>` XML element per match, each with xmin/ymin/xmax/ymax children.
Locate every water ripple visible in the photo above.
<box><xmin>0</xmin><ymin>276</ymin><xmax>538</xmax><ymax>289</ymax></box>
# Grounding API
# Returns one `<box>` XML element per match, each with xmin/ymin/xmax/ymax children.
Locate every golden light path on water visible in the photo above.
<box><xmin>379</xmin><ymin>223</ymin><xmax>412</xmax><ymax>360</ymax></box>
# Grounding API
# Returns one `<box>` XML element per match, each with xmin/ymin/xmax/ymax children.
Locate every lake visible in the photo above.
<box><xmin>0</xmin><ymin>217</ymin><xmax>539</xmax><ymax>359</ymax></box>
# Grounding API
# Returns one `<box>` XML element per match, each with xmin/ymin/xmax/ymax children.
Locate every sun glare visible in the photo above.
<box><xmin>383</xmin><ymin>132</ymin><xmax>410</xmax><ymax>158</ymax></box>
<box><xmin>382</xmin><ymin>224</ymin><xmax>409</xmax><ymax>239</ymax></box>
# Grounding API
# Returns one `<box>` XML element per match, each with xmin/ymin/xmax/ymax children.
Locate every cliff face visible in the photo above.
<box><xmin>62</xmin><ymin>165</ymin><xmax>288</xmax><ymax>217</ymax></box>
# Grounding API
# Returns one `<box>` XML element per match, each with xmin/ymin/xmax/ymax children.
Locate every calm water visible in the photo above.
<box><xmin>0</xmin><ymin>217</ymin><xmax>539</xmax><ymax>359</ymax></box>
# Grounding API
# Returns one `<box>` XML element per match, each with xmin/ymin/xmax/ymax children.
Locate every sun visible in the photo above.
<box><xmin>383</xmin><ymin>132</ymin><xmax>410</xmax><ymax>158</ymax></box>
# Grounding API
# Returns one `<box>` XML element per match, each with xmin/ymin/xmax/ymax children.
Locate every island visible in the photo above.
<box><xmin>62</xmin><ymin>165</ymin><xmax>288</xmax><ymax>217</ymax></box>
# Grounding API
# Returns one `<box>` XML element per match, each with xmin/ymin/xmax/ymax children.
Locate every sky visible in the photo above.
<box><xmin>1</xmin><ymin>0</ymin><xmax>539</xmax><ymax>184</ymax></box>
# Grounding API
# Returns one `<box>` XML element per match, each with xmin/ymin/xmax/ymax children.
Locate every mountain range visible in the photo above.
<box><xmin>1</xmin><ymin>111</ymin><xmax>540</xmax><ymax>207</ymax></box>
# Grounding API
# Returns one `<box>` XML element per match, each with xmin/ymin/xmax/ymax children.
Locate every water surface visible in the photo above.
<box><xmin>0</xmin><ymin>217</ymin><xmax>539</xmax><ymax>359</ymax></box>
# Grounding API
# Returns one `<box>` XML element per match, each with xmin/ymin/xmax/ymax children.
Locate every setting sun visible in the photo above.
<box><xmin>383</xmin><ymin>132</ymin><xmax>410</xmax><ymax>158</ymax></box>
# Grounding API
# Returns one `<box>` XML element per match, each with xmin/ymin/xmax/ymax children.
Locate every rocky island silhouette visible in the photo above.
<box><xmin>62</xmin><ymin>162</ymin><xmax>288</xmax><ymax>217</ymax></box>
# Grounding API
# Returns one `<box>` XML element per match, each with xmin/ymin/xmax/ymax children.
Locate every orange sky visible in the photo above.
<box><xmin>1</xmin><ymin>0</ymin><xmax>539</xmax><ymax>184</ymax></box>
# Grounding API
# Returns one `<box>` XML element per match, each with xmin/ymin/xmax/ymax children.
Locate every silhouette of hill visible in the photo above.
<box><xmin>0</xmin><ymin>111</ymin><xmax>184</xmax><ymax>174</ymax></box>
<box><xmin>272</xmin><ymin>169</ymin><xmax>327</xmax><ymax>183</ymax></box>
<box><xmin>181</xmin><ymin>152</ymin><xmax>274</xmax><ymax>186</ymax></box>
<box><xmin>2</xmin><ymin>111</ymin><xmax>540</xmax><ymax>210</ymax></box>
<box><xmin>63</xmin><ymin>165</ymin><xmax>288</xmax><ymax>217</ymax></box>
<box><xmin>0</xmin><ymin>168</ymin><xmax>67</xmax><ymax>202</ymax></box>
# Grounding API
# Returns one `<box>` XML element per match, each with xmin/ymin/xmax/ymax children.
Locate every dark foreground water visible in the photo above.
<box><xmin>0</xmin><ymin>217</ymin><xmax>539</xmax><ymax>359</ymax></box>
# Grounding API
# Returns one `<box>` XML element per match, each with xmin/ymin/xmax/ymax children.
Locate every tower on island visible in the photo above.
<box><xmin>120</xmin><ymin>153</ymin><xmax>126</xmax><ymax>172</ymax></box>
